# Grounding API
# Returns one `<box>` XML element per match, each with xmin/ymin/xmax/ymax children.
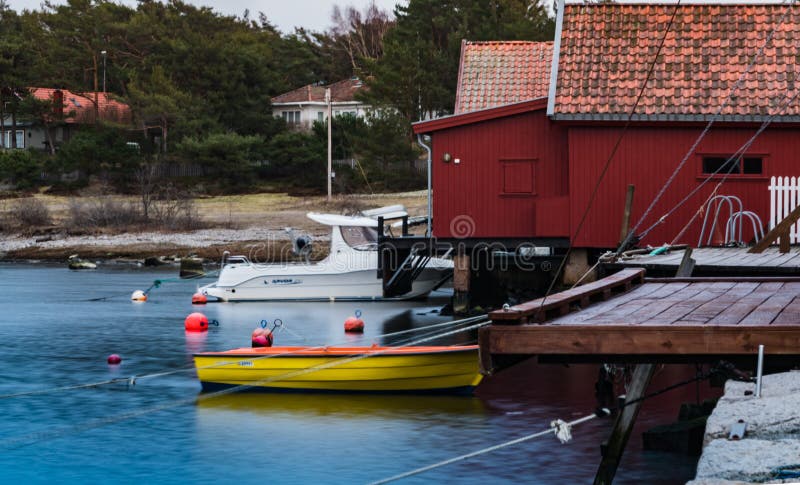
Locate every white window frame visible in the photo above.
<box><xmin>1</xmin><ymin>130</ymin><xmax>25</xmax><ymax>149</ymax></box>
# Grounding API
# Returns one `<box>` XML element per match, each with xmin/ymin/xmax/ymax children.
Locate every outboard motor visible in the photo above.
<box><xmin>286</xmin><ymin>227</ymin><xmax>313</xmax><ymax>262</ymax></box>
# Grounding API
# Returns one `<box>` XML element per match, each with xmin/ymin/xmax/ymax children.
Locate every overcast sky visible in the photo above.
<box><xmin>4</xmin><ymin>0</ymin><xmax>405</xmax><ymax>33</ymax></box>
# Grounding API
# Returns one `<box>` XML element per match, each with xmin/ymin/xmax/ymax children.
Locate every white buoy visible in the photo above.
<box><xmin>131</xmin><ymin>290</ymin><xmax>147</xmax><ymax>302</ymax></box>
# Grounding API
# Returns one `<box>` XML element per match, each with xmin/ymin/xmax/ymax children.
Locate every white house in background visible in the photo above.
<box><xmin>271</xmin><ymin>77</ymin><xmax>370</xmax><ymax>131</ymax></box>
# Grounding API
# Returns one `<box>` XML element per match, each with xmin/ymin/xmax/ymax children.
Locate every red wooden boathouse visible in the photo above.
<box><xmin>413</xmin><ymin>2</ymin><xmax>800</xmax><ymax>251</ymax></box>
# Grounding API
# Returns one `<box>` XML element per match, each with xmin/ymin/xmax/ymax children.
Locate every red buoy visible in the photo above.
<box><xmin>107</xmin><ymin>354</ymin><xmax>122</xmax><ymax>364</ymax></box>
<box><xmin>191</xmin><ymin>292</ymin><xmax>208</xmax><ymax>305</ymax></box>
<box><xmin>251</xmin><ymin>327</ymin><xmax>274</xmax><ymax>347</ymax></box>
<box><xmin>344</xmin><ymin>316</ymin><xmax>365</xmax><ymax>333</ymax></box>
<box><xmin>185</xmin><ymin>312</ymin><xmax>209</xmax><ymax>332</ymax></box>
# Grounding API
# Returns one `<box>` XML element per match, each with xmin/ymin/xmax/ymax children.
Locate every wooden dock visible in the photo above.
<box><xmin>480</xmin><ymin>267</ymin><xmax>800</xmax><ymax>484</ymax></box>
<box><xmin>604</xmin><ymin>246</ymin><xmax>800</xmax><ymax>277</ymax></box>
<box><xmin>481</xmin><ymin>268</ymin><xmax>800</xmax><ymax>365</ymax></box>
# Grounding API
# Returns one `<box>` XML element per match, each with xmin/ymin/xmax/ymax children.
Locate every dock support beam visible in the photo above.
<box><xmin>453</xmin><ymin>252</ymin><xmax>470</xmax><ymax>314</ymax></box>
<box><xmin>594</xmin><ymin>363</ymin><xmax>656</xmax><ymax>485</ymax></box>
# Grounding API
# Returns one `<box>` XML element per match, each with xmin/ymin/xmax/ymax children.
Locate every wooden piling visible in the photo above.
<box><xmin>594</xmin><ymin>364</ymin><xmax>656</xmax><ymax>485</ymax></box>
<box><xmin>453</xmin><ymin>253</ymin><xmax>470</xmax><ymax>314</ymax></box>
<box><xmin>619</xmin><ymin>184</ymin><xmax>635</xmax><ymax>246</ymax></box>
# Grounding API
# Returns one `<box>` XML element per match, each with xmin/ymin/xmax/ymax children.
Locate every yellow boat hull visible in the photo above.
<box><xmin>194</xmin><ymin>346</ymin><xmax>483</xmax><ymax>394</ymax></box>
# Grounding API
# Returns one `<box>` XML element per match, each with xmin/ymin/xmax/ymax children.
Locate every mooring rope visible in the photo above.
<box><xmin>0</xmin><ymin>378</ymin><xmax>133</xmax><ymax>400</ymax></box>
<box><xmin>0</xmin><ymin>318</ymin><xmax>490</xmax><ymax>448</ymax></box>
<box><xmin>369</xmin><ymin>409</ymin><xmax>611</xmax><ymax>485</ymax></box>
<box><xmin>84</xmin><ymin>270</ymin><xmax>218</xmax><ymax>302</ymax></box>
<box><xmin>369</xmin><ymin>365</ymin><xmax>727</xmax><ymax>484</ymax></box>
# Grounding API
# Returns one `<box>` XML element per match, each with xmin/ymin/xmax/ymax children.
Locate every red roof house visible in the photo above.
<box><xmin>415</xmin><ymin>2</ymin><xmax>800</xmax><ymax>251</ymax></box>
<box><xmin>31</xmin><ymin>88</ymin><xmax>132</xmax><ymax>125</ymax></box>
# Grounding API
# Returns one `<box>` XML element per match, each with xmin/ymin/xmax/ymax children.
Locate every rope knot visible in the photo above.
<box><xmin>551</xmin><ymin>419</ymin><xmax>572</xmax><ymax>444</ymax></box>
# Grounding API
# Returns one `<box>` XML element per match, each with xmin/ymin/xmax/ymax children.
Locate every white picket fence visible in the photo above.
<box><xmin>769</xmin><ymin>176</ymin><xmax>800</xmax><ymax>243</ymax></box>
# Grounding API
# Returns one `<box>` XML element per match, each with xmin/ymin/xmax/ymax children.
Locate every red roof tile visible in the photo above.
<box><xmin>272</xmin><ymin>78</ymin><xmax>365</xmax><ymax>104</ymax></box>
<box><xmin>455</xmin><ymin>41</ymin><xmax>553</xmax><ymax>114</ymax></box>
<box><xmin>30</xmin><ymin>88</ymin><xmax>132</xmax><ymax>125</ymax></box>
<box><xmin>552</xmin><ymin>3</ymin><xmax>800</xmax><ymax>121</ymax></box>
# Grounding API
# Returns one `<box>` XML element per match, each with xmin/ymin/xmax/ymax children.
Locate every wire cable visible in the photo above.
<box><xmin>537</xmin><ymin>1</ymin><xmax>682</xmax><ymax>314</ymax></box>
<box><xmin>619</xmin><ymin>0</ymin><xmax>797</xmax><ymax>251</ymax></box>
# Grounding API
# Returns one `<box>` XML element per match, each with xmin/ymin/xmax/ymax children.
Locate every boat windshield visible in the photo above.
<box><xmin>340</xmin><ymin>226</ymin><xmax>378</xmax><ymax>250</ymax></box>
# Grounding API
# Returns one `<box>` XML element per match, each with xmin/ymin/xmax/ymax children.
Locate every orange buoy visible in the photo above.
<box><xmin>131</xmin><ymin>290</ymin><xmax>147</xmax><ymax>302</ymax></box>
<box><xmin>185</xmin><ymin>312</ymin><xmax>209</xmax><ymax>332</ymax></box>
<box><xmin>192</xmin><ymin>292</ymin><xmax>208</xmax><ymax>304</ymax></box>
<box><xmin>344</xmin><ymin>310</ymin><xmax>365</xmax><ymax>333</ymax></box>
<box><xmin>107</xmin><ymin>354</ymin><xmax>122</xmax><ymax>364</ymax></box>
<box><xmin>251</xmin><ymin>327</ymin><xmax>274</xmax><ymax>347</ymax></box>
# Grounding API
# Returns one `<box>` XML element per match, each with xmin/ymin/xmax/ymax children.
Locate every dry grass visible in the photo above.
<box><xmin>1</xmin><ymin>190</ymin><xmax>429</xmax><ymax>233</ymax></box>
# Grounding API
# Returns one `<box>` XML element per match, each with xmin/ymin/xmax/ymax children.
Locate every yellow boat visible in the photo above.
<box><xmin>193</xmin><ymin>345</ymin><xmax>483</xmax><ymax>394</ymax></box>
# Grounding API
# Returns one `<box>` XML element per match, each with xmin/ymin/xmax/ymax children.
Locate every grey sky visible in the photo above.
<box><xmin>4</xmin><ymin>0</ymin><xmax>405</xmax><ymax>33</ymax></box>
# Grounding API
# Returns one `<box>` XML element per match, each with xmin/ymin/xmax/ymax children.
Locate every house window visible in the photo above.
<box><xmin>317</xmin><ymin>112</ymin><xmax>324</xmax><ymax>122</ymax></box>
<box><xmin>281</xmin><ymin>111</ymin><xmax>301</xmax><ymax>124</ymax></box>
<box><xmin>1</xmin><ymin>130</ymin><xmax>25</xmax><ymax>149</ymax></box>
<box><xmin>500</xmin><ymin>159</ymin><xmax>536</xmax><ymax>196</ymax></box>
<box><xmin>702</xmin><ymin>155</ymin><xmax>763</xmax><ymax>176</ymax></box>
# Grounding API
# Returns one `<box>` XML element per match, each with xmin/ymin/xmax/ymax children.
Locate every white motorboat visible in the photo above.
<box><xmin>199</xmin><ymin>207</ymin><xmax>452</xmax><ymax>302</ymax></box>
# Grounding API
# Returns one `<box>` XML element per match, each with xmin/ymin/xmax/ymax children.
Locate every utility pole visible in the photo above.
<box><xmin>101</xmin><ymin>50</ymin><xmax>107</xmax><ymax>93</ymax></box>
<box><xmin>326</xmin><ymin>87</ymin><xmax>332</xmax><ymax>202</ymax></box>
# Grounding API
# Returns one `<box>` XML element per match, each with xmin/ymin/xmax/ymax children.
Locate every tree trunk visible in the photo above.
<box><xmin>0</xmin><ymin>90</ymin><xmax>6</xmax><ymax>149</ymax></box>
<box><xmin>44</xmin><ymin>123</ymin><xmax>56</xmax><ymax>155</ymax></box>
<box><xmin>161</xmin><ymin>116</ymin><xmax>168</xmax><ymax>154</ymax></box>
<box><xmin>10</xmin><ymin>103</ymin><xmax>17</xmax><ymax>149</ymax></box>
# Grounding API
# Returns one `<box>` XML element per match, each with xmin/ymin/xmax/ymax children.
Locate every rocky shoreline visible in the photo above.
<box><xmin>0</xmin><ymin>227</ymin><xmax>331</xmax><ymax>262</ymax></box>
<box><xmin>688</xmin><ymin>371</ymin><xmax>800</xmax><ymax>484</ymax></box>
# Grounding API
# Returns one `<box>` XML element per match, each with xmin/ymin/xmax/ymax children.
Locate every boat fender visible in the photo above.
<box><xmin>185</xmin><ymin>312</ymin><xmax>209</xmax><ymax>332</ymax></box>
<box><xmin>191</xmin><ymin>292</ymin><xmax>208</xmax><ymax>304</ymax></box>
<box><xmin>107</xmin><ymin>354</ymin><xmax>122</xmax><ymax>365</ymax></box>
<box><xmin>131</xmin><ymin>290</ymin><xmax>147</xmax><ymax>302</ymax></box>
<box><xmin>251</xmin><ymin>327</ymin><xmax>274</xmax><ymax>347</ymax></box>
<box><xmin>344</xmin><ymin>309</ymin><xmax>365</xmax><ymax>333</ymax></box>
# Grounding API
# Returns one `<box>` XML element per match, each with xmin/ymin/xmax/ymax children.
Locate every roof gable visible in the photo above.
<box><xmin>455</xmin><ymin>40</ymin><xmax>553</xmax><ymax>114</ymax></box>
<box><xmin>271</xmin><ymin>78</ymin><xmax>365</xmax><ymax>104</ymax></box>
<box><xmin>552</xmin><ymin>3</ymin><xmax>800</xmax><ymax>122</ymax></box>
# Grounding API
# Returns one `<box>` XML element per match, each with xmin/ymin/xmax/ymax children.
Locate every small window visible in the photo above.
<box><xmin>317</xmin><ymin>112</ymin><xmax>324</xmax><ymax>122</ymax></box>
<box><xmin>281</xmin><ymin>111</ymin><xmax>301</xmax><ymax>124</ymax></box>
<box><xmin>340</xmin><ymin>226</ymin><xmax>377</xmax><ymax>250</ymax></box>
<box><xmin>500</xmin><ymin>159</ymin><xmax>535</xmax><ymax>195</ymax></box>
<box><xmin>702</xmin><ymin>155</ymin><xmax>763</xmax><ymax>176</ymax></box>
<box><xmin>1</xmin><ymin>130</ymin><xmax>25</xmax><ymax>149</ymax></box>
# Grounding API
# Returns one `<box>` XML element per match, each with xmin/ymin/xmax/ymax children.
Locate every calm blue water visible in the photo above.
<box><xmin>0</xmin><ymin>263</ymin><xmax>715</xmax><ymax>483</ymax></box>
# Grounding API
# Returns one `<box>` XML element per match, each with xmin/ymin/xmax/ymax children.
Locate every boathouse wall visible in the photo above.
<box><xmin>568</xmin><ymin>125</ymin><xmax>800</xmax><ymax>248</ymax></box>
<box><xmin>419</xmin><ymin>113</ymin><xmax>800</xmax><ymax>248</ymax></box>
<box><xmin>422</xmin><ymin>102</ymin><xmax>569</xmax><ymax>240</ymax></box>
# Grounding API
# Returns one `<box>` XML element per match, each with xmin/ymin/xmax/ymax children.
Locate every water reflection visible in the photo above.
<box><xmin>196</xmin><ymin>392</ymin><xmax>486</xmax><ymax>419</ymax></box>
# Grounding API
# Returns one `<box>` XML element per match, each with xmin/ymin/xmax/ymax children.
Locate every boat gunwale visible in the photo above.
<box><xmin>194</xmin><ymin>345</ymin><xmax>479</xmax><ymax>358</ymax></box>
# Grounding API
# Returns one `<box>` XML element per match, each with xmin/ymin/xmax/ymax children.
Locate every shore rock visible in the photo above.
<box><xmin>692</xmin><ymin>371</ymin><xmax>800</xmax><ymax>484</ymax></box>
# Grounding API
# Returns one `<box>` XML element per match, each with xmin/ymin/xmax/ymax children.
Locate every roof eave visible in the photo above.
<box><xmin>551</xmin><ymin>113</ymin><xmax>800</xmax><ymax>123</ymax></box>
<box><xmin>413</xmin><ymin>98</ymin><xmax>548</xmax><ymax>134</ymax></box>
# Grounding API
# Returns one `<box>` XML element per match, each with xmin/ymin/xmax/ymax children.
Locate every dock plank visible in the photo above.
<box><xmin>706</xmin><ymin>282</ymin><xmax>781</xmax><ymax>326</ymax></box>
<box><xmin>561</xmin><ymin>283</ymin><xmax>669</xmax><ymax>323</ymax></box>
<box><xmin>611</xmin><ymin>246</ymin><xmax>800</xmax><ymax>275</ymax></box>
<box><xmin>673</xmin><ymin>282</ymin><xmax>760</xmax><ymax>325</ymax></box>
<box><xmin>737</xmin><ymin>282</ymin><xmax>800</xmax><ymax>326</ymax></box>
<box><xmin>773</xmin><ymin>296</ymin><xmax>800</xmax><ymax>325</ymax></box>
